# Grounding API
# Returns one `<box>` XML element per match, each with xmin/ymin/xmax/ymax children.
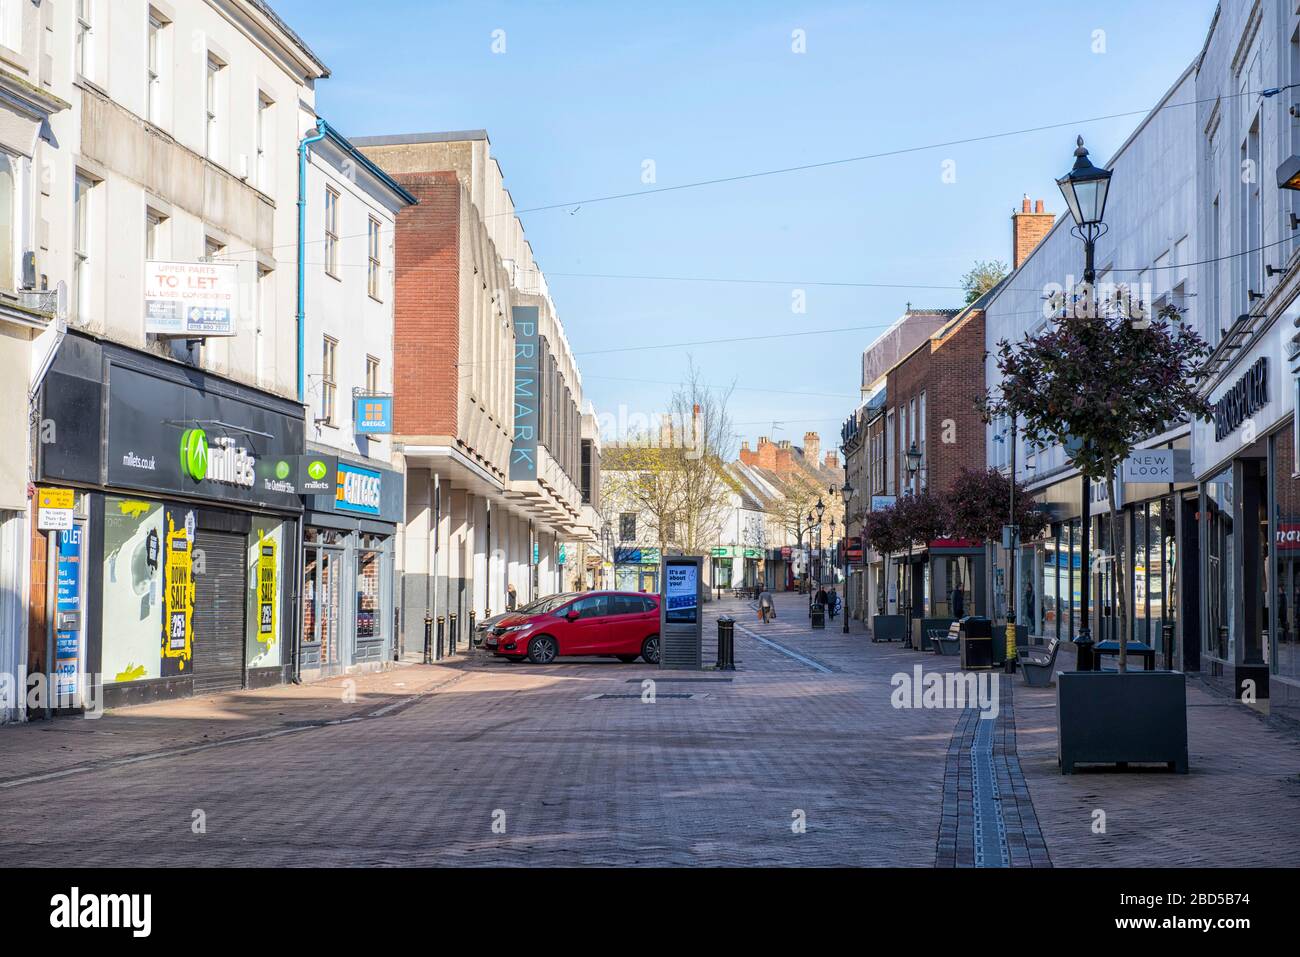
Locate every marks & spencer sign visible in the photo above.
<box><xmin>1212</xmin><ymin>357</ymin><xmax>1268</xmax><ymax>441</ymax></box>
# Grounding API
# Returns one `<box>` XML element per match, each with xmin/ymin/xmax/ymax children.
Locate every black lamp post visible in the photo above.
<box><xmin>814</xmin><ymin>497</ymin><xmax>826</xmax><ymax>587</ymax></box>
<box><xmin>840</xmin><ymin>476</ymin><xmax>854</xmax><ymax>633</ymax></box>
<box><xmin>904</xmin><ymin>443</ymin><xmax>922</xmax><ymax>639</ymax></box>
<box><xmin>1056</xmin><ymin>136</ymin><xmax>1111</xmax><ymax>671</ymax></box>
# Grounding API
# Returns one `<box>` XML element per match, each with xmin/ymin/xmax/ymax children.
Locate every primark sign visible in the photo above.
<box><xmin>1212</xmin><ymin>357</ymin><xmax>1268</xmax><ymax>441</ymax></box>
<box><xmin>510</xmin><ymin>305</ymin><xmax>540</xmax><ymax>481</ymax></box>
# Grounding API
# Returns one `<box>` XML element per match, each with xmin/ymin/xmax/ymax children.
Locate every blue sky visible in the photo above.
<box><xmin>275</xmin><ymin>0</ymin><xmax>1218</xmax><ymax>451</ymax></box>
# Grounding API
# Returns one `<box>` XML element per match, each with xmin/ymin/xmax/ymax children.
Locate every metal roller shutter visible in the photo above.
<box><xmin>192</xmin><ymin>529</ymin><xmax>247</xmax><ymax>694</ymax></box>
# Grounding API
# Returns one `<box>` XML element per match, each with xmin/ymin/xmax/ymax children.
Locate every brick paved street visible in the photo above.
<box><xmin>1</xmin><ymin>591</ymin><xmax>1297</xmax><ymax>867</ymax></box>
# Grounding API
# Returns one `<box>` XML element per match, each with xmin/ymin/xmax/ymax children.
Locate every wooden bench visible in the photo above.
<box><xmin>931</xmin><ymin>622</ymin><xmax>960</xmax><ymax>656</ymax></box>
<box><xmin>1020</xmin><ymin>637</ymin><xmax>1060</xmax><ymax>687</ymax></box>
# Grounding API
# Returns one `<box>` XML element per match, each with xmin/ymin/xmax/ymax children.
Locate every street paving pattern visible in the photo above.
<box><xmin>0</xmin><ymin>593</ymin><xmax>1297</xmax><ymax>867</ymax></box>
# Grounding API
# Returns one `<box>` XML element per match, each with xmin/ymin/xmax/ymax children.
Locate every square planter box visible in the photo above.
<box><xmin>1057</xmin><ymin>670</ymin><xmax>1188</xmax><ymax>774</ymax></box>
<box><xmin>871</xmin><ymin>615</ymin><xmax>906</xmax><ymax>643</ymax></box>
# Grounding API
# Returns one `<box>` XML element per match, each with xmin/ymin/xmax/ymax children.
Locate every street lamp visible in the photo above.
<box><xmin>840</xmin><ymin>476</ymin><xmax>854</xmax><ymax>633</ymax></box>
<box><xmin>904</xmin><ymin>444</ymin><xmax>923</xmax><ymax>644</ymax></box>
<box><xmin>1056</xmin><ymin>135</ymin><xmax>1111</xmax><ymax>285</ymax></box>
<box><xmin>814</xmin><ymin>497</ymin><xmax>826</xmax><ymax>588</ymax></box>
<box><xmin>1057</xmin><ymin>136</ymin><xmax>1111</xmax><ymax>670</ymax></box>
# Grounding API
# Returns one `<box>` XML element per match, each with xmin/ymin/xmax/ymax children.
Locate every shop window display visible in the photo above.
<box><xmin>245</xmin><ymin>518</ymin><xmax>284</xmax><ymax>668</ymax></box>
<box><xmin>101</xmin><ymin>497</ymin><xmax>165</xmax><ymax>683</ymax></box>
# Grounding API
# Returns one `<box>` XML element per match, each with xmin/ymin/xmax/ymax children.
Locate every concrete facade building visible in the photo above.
<box><xmin>353</xmin><ymin>131</ymin><xmax>595</xmax><ymax>657</ymax></box>
<box><xmin>9</xmin><ymin>0</ymin><xmax>335</xmax><ymax>721</ymax></box>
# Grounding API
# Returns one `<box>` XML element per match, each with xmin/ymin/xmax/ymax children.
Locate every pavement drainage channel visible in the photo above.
<box><xmin>970</xmin><ymin>712</ymin><xmax>1010</xmax><ymax>868</ymax></box>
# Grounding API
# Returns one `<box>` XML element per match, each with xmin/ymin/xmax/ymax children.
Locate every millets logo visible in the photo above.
<box><xmin>180</xmin><ymin>428</ymin><xmax>208</xmax><ymax>482</ymax></box>
<box><xmin>179</xmin><ymin>427</ymin><xmax>255</xmax><ymax>488</ymax></box>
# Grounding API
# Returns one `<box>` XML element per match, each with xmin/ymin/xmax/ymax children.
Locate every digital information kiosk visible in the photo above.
<box><xmin>660</xmin><ymin>555</ymin><xmax>703</xmax><ymax>669</ymax></box>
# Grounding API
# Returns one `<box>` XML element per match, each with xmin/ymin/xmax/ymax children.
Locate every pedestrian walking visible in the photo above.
<box><xmin>506</xmin><ymin>583</ymin><xmax>517</xmax><ymax>611</ymax></box>
<box><xmin>827</xmin><ymin>587</ymin><xmax>838</xmax><ymax>621</ymax></box>
<box><xmin>758</xmin><ymin>588</ymin><xmax>774</xmax><ymax>624</ymax></box>
<box><xmin>815</xmin><ymin>586</ymin><xmax>828</xmax><ymax>612</ymax></box>
<box><xmin>950</xmin><ymin>581</ymin><xmax>965</xmax><ymax>619</ymax></box>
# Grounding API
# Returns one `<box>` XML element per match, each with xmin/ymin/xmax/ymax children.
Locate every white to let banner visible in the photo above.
<box><xmin>144</xmin><ymin>260</ymin><xmax>241</xmax><ymax>336</ymax></box>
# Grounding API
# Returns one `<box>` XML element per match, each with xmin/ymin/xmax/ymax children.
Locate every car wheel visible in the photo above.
<box><xmin>527</xmin><ymin>635</ymin><xmax>558</xmax><ymax>664</ymax></box>
<box><xmin>616</xmin><ymin>654</ymin><xmax>638</xmax><ymax>663</ymax></box>
<box><xmin>641</xmin><ymin>635</ymin><xmax>661</xmax><ymax>665</ymax></box>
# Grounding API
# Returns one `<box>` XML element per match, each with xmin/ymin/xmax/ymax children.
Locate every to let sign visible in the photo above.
<box><xmin>1122</xmin><ymin>450</ymin><xmax>1175</xmax><ymax>483</ymax></box>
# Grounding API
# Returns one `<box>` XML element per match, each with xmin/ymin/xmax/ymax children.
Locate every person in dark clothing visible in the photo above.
<box><xmin>506</xmin><ymin>583</ymin><xmax>517</xmax><ymax>611</ymax></box>
<box><xmin>950</xmin><ymin>582</ymin><xmax>965</xmax><ymax>619</ymax></box>
<box><xmin>815</xmin><ymin>587</ymin><xmax>828</xmax><ymax>610</ymax></box>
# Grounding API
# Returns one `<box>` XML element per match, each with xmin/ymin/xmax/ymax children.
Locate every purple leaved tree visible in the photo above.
<box><xmin>983</xmin><ymin>301</ymin><xmax>1212</xmax><ymax>671</ymax></box>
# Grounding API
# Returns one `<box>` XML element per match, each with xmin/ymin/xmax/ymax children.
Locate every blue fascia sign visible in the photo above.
<box><xmin>354</xmin><ymin>395</ymin><xmax>394</xmax><ymax>434</ymax></box>
<box><xmin>335</xmin><ymin>462</ymin><xmax>382</xmax><ymax>515</ymax></box>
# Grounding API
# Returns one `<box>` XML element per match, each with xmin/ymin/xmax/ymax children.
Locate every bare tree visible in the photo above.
<box><xmin>599</xmin><ymin>359</ymin><xmax>736</xmax><ymax>559</ymax></box>
<box><xmin>670</xmin><ymin>359</ymin><xmax>736</xmax><ymax>556</ymax></box>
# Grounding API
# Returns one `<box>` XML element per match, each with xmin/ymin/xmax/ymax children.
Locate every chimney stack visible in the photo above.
<box><xmin>803</xmin><ymin>431</ymin><xmax>821</xmax><ymax>465</ymax></box>
<box><xmin>824</xmin><ymin>450</ymin><xmax>839</xmax><ymax>470</ymax></box>
<box><xmin>1012</xmin><ymin>195</ymin><xmax>1054</xmax><ymax>269</ymax></box>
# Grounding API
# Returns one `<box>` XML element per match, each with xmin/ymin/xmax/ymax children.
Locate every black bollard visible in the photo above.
<box><xmin>423</xmin><ymin>613</ymin><xmax>433</xmax><ymax>665</ymax></box>
<box><xmin>716</xmin><ymin>616</ymin><xmax>736</xmax><ymax>671</ymax></box>
<box><xmin>436</xmin><ymin>615</ymin><xmax>445</xmax><ymax>660</ymax></box>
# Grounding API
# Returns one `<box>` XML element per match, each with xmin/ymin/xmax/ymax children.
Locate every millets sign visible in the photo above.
<box><xmin>1212</xmin><ymin>357</ymin><xmax>1268</xmax><ymax>442</ymax></box>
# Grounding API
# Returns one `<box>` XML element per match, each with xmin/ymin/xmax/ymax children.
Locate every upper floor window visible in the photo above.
<box><xmin>74</xmin><ymin>174</ymin><xmax>93</xmax><ymax>320</ymax></box>
<box><xmin>145</xmin><ymin>208</ymin><xmax>167</xmax><ymax>260</ymax></box>
<box><xmin>320</xmin><ymin>335</ymin><xmax>338</xmax><ymax>425</ymax></box>
<box><xmin>0</xmin><ymin>0</ymin><xmax>22</xmax><ymax>52</ymax></box>
<box><xmin>619</xmin><ymin>512</ymin><xmax>636</xmax><ymax>542</ymax></box>
<box><xmin>146</xmin><ymin>12</ymin><xmax>166</xmax><ymax>125</ymax></box>
<box><xmin>324</xmin><ymin>186</ymin><xmax>340</xmax><ymax>278</ymax></box>
<box><xmin>205</xmin><ymin>54</ymin><xmax>224</xmax><ymax>161</ymax></box>
<box><xmin>365</xmin><ymin>354</ymin><xmax>380</xmax><ymax>394</ymax></box>
<box><xmin>256</xmin><ymin>93</ymin><xmax>273</xmax><ymax>190</ymax></box>
<box><xmin>367</xmin><ymin>217</ymin><xmax>381</xmax><ymax>299</ymax></box>
<box><xmin>75</xmin><ymin>0</ymin><xmax>93</xmax><ymax>78</ymax></box>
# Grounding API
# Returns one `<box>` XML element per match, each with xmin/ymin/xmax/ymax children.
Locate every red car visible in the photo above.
<box><xmin>484</xmin><ymin>591</ymin><xmax>661</xmax><ymax>665</ymax></box>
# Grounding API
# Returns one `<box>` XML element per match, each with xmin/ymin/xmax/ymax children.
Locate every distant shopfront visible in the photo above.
<box><xmin>35</xmin><ymin>333</ymin><xmax>304</xmax><ymax>711</ymax></box>
<box><xmin>614</xmin><ymin>546</ymin><xmax>660</xmax><ymax>593</ymax></box>
<box><xmin>1193</xmin><ymin>301</ymin><xmax>1300</xmax><ymax>721</ymax></box>
<box><xmin>1026</xmin><ymin>439</ymin><xmax>1196</xmax><ymax>668</ymax></box>
<box><xmin>300</xmin><ymin>452</ymin><xmax>402</xmax><ymax>676</ymax></box>
<box><xmin>711</xmin><ymin>545</ymin><xmax>762</xmax><ymax>590</ymax></box>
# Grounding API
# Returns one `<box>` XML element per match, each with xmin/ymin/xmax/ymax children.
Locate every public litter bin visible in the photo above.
<box><xmin>811</xmin><ymin>606</ymin><xmax>826</xmax><ymax>629</ymax></box>
<box><xmin>958</xmin><ymin>616</ymin><xmax>994</xmax><ymax>670</ymax></box>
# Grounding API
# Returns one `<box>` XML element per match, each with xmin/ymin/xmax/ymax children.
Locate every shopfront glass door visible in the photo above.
<box><xmin>302</xmin><ymin>541</ymin><xmax>342</xmax><ymax>667</ymax></box>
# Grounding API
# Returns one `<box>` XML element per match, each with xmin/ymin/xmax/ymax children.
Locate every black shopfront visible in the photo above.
<box><xmin>37</xmin><ymin>332</ymin><xmax>305</xmax><ymax>709</ymax></box>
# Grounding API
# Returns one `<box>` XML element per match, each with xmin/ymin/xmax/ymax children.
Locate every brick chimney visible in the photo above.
<box><xmin>775</xmin><ymin>440</ymin><xmax>795</xmax><ymax>473</ymax></box>
<box><xmin>803</xmin><ymin>431</ymin><xmax>821</xmax><ymax>465</ymax></box>
<box><xmin>738</xmin><ymin>440</ymin><xmax>755</xmax><ymax>465</ymax></box>
<box><xmin>1012</xmin><ymin>195</ymin><xmax>1054</xmax><ymax>269</ymax></box>
<box><xmin>824</xmin><ymin>450</ymin><xmax>839</xmax><ymax>470</ymax></box>
<box><xmin>755</xmin><ymin>436</ymin><xmax>777</xmax><ymax>470</ymax></box>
